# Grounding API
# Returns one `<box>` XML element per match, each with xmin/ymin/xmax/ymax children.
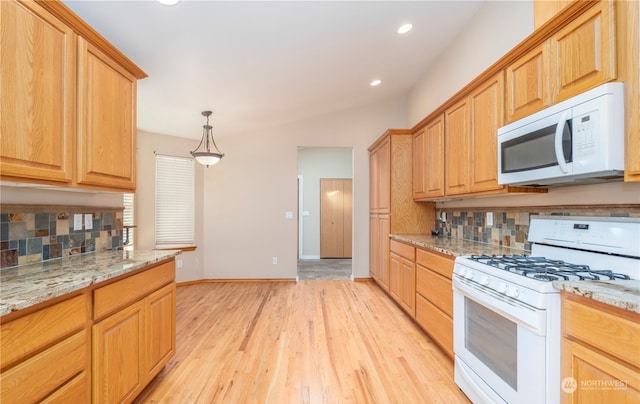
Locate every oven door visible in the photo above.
<box><xmin>453</xmin><ymin>275</ymin><xmax>547</xmax><ymax>404</ymax></box>
<box><xmin>498</xmin><ymin>107</ymin><xmax>573</xmax><ymax>186</ymax></box>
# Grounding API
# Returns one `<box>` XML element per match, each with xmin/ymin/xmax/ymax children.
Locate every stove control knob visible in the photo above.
<box><xmin>498</xmin><ymin>282</ymin><xmax>508</xmax><ymax>293</ymax></box>
<box><xmin>479</xmin><ymin>275</ymin><xmax>490</xmax><ymax>286</ymax></box>
<box><xmin>464</xmin><ymin>270</ymin><xmax>474</xmax><ymax>280</ymax></box>
<box><xmin>506</xmin><ymin>286</ymin><xmax>520</xmax><ymax>298</ymax></box>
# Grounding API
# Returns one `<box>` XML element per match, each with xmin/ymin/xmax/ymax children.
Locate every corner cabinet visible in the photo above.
<box><xmin>561</xmin><ymin>292</ymin><xmax>640</xmax><ymax>403</ymax></box>
<box><xmin>369</xmin><ymin>130</ymin><xmax>434</xmax><ymax>289</ymax></box>
<box><xmin>0</xmin><ymin>0</ymin><xmax>147</xmax><ymax>191</ymax></box>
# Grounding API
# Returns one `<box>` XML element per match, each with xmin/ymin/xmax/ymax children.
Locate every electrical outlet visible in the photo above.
<box><xmin>440</xmin><ymin>212</ymin><xmax>447</xmax><ymax>222</ymax></box>
<box><xmin>486</xmin><ymin>212</ymin><xmax>494</xmax><ymax>226</ymax></box>
<box><xmin>177</xmin><ymin>260</ymin><xmax>183</xmax><ymax>269</ymax></box>
<box><xmin>272</xmin><ymin>257</ymin><xmax>278</xmax><ymax>265</ymax></box>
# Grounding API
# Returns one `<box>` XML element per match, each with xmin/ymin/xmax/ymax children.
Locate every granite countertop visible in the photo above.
<box><xmin>553</xmin><ymin>280</ymin><xmax>640</xmax><ymax>314</ymax></box>
<box><xmin>390</xmin><ymin>234</ymin><xmax>527</xmax><ymax>257</ymax></box>
<box><xmin>0</xmin><ymin>249</ymin><xmax>181</xmax><ymax>317</ymax></box>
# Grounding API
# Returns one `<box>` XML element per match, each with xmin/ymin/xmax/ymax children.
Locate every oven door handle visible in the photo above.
<box><xmin>554</xmin><ymin>111</ymin><xmax>571</xmax><ymax>173</ymax></box>
<box><xmin>453</xmin><ymin>276</ymin><xmax>546</xmax><ymax>335</ymax></box>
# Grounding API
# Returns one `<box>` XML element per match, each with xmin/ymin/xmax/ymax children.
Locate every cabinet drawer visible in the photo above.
<box><xmin>1</xmin><ymin>294</ymin><xmax>86</xmax><ymax>369</ymax></box>
<box><xmin>416</xmin><ymin>265</ymin><xmax>453</xmax><ymax>317</ymax></box>
<box><xmin>0</xmin><ymin>330</ymin><xmax>86</xmax><ymax>403</ymax></box>
<box><xmin>415</xmin><ymin>294</ymin><xmax>453</xmax><ymax>358</ymax></box>
<box><xmin>94</xmin><ymin>260</ymin><xmax>175</xmax><ymax>321</ymax></box>
<box><xmin>563</xmin><ymin>294</ymin><xmax>640</xmax><ymax>368</ymax></box>
<box><xmin>390</xmin><ymin>239</ymin><xmax>415</xmax><ymax>261</ymax></box>
<box><xmin>41</xmin><ymin>371</ymin><xmax>89</xmax><ymax>404</ymax></box>
<box><xmin>416</xmin><ymin>248</ymin><xmax>454</xmax><ymax>279</ymax></box>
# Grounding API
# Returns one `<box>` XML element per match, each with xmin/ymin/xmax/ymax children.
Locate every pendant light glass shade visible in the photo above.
<box><xmin>190</xmin><ymin>111</ymin><xmax>224</xmax><ymax>167</ymax></box>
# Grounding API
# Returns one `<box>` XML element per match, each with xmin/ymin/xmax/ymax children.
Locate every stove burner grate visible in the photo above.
<box><xmin>468</xmin><ymin>254</ymin><xmax>631</xmax><ymax>282</ymax></box>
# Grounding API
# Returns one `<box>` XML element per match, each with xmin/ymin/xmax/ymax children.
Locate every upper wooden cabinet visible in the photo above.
<box><xmin>76</xmin><ymin>38</ymin><xmax>137</xmax><ymax>190</ymax></box>
<box><xmin>0</xmin><ymin>0</ymin><xmax>75</xmax><ymax>184</ymax></box>
<box><xmin>413</xmin><ymin>115</ymin><xmax>445</xmax><ymax>200</ymax></box>
<box><xmin>549</xmin><ymin>0</ymin><xmax>616</xmax><ymax>103</ymax></box>
<box><xmin>470</xmin><ymin>73</ymin><xmax>504</xmax><ymax>193</ymax></box>
<box><xmin>444</xmin><ymin>98</ymin><xmax>471</xmax><ymax>196</ymax></box>
<box><xmin>505</xmin><ymin>42</ymin><xmax>549</xmax><ymax>123</ymax></box>
<box><xmin>0</xmin><ymin>0</ymin><xmax>146</xmax><ymax>191</ymax></box>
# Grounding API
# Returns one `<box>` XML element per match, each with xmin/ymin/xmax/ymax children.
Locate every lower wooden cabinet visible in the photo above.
<box><xmin>92</xmin><ymin>261</ymin><xmax>176</xmax><ymax>404</ymax></box>
<box><xmin>561</xmin><ymin>292</ymin><xmax>640</xmax><ymax>403</ymax></box>
<box><xmin>0</xmin><ymin>258</ymin><xmax>176</xmax><ymax>404</ymax></box>
<box><xmin>0</xmin><ymin>294</ymin><xmax>90</xmax><ymax>403</ymax></box>
<box><xmin>389</xmin><ymin>239</ymin><xmax>416</xmax><ymax>317</ymax></box>
<box><xmin>414</xmin><ymin>248</ymin><xmax>454</xmax><ymax>358</ymax></box>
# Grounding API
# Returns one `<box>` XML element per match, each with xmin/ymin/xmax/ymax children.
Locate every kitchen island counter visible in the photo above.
<box><xmin>390</xmin><ymin>234</ymin><xmax>526</xmax><ymax>257</ymax></box>
<box><xmin>0</xmin><ymin>249</ymin><xmax>180</xmax><ymax>317</ymax></box>
<box><xmin>553</xmin><ymin>280</ymin><xmax>640</xmax><ymax>314</ymax></box>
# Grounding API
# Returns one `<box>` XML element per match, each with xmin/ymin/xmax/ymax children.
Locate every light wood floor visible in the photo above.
<box><xmin>135</xmin><ymin>280</ymin><xmax>470</xmax><ymax>403</ymax></box>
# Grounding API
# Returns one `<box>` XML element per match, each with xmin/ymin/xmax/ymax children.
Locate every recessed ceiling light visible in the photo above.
<box><xmin>370</xmin><ymin>79</ymin><xmax>382</xmax><ymax>87</ymax></box>
<box><xmin>157</xmin><ymin>0</ymin><xmax>181</xmax><ymax>6</ymax></box>
<box><xmin>397</xmin><ymin>23</ymin><xmax>413</xmax><ymax>35</ymax></box>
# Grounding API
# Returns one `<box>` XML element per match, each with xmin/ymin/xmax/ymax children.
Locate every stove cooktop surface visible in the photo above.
<box><xmin>468</xmin><ymin>254</ymin><xmax>633</xmax><ymax>283</ymax></box>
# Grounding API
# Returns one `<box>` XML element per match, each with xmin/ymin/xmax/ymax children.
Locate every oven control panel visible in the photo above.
<box><xmin>528</xmin><ymin>216</ymin><xmax>640</xmax><ymax>257</ymax></box>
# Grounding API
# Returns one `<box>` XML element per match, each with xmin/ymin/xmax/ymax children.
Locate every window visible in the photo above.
<box><xmin>123</xmin><ymin>193</ymin><xmax>135</xmax><ymax>250</ymax></box>
<box><xmin>155</xmin><ymin>154</ymin><xmax>195</xmax><ymax>248</ymax></box>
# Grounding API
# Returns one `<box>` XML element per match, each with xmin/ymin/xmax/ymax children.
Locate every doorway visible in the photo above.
<box><xmin>297</xmin><ymin>148</ymin><xmax>353</xmax><ymax>280</ymax></box>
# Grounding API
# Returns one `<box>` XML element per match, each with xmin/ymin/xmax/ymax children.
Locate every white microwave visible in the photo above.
<box><xmin>497</xmin><ymin>82</ymin><xmax>624</xmax><ymax>187</ymax></box>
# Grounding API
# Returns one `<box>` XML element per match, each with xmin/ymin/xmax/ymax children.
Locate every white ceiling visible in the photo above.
<box><xmin>63</xmin><ymin>0</ymin><xmax>484</xmax><ymax>140</ymax></box>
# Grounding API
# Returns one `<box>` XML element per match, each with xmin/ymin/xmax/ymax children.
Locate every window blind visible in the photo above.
<box><xmin>155</xmin><ymin>154</ymin><xmax>195</xmax><ymax>247</ymax></box>
<box><xmin>123</xmin><ymin>193</ymin><xmax>135</xmax><ymax>249</ymax></box>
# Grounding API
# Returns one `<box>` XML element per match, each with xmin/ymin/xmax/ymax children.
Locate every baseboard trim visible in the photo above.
<box><xmin>177</xmin><ymin>278</ymin><xmax>297</xmax><ymax>287</ymax></box>
<box><xmin>354</xmin><ymin>277</ymin><xmax>373</xmax><ymax>282</ymax></box>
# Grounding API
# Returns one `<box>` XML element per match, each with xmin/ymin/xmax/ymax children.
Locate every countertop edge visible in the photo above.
<box><xmin>553</xmin><ymin>280</ymin><xmax>640</xmax><ymax>314</ymax></box>
<box><xmin>0</xmin><ymin>250</ymin><xmax>181</xmax><ymax>317</ymax></box>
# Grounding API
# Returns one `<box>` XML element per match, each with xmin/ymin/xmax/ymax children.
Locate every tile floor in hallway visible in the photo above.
<box><xmin>297</xmin><ymin>258</ymin><xmax>352</xmax><ymax>280</ymax></box>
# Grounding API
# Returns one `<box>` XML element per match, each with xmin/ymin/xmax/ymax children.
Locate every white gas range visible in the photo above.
<box><xmin>452</xmin><ymin>215</ymin><xmax>640</xmax><ymax>404</ymax></box>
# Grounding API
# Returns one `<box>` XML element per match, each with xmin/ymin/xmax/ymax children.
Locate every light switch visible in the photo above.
<box><xmin>285</xmin><ymin>211</ymin><xmax>294</xmax><ymax>219</ymax></box>
<box><xmin>303</xmin><ymin>211</ymin><xmax>310</xmax><ymax>217</ymax></box>
<box><xmin>73</xmin><ymin>214</ymin><xmax>83</xmax><ymax>230</ymax></box>
<box><xmin>84</xmin><ymin>214</ymin><xmax>93</xmax><ymax>230</ymax></box>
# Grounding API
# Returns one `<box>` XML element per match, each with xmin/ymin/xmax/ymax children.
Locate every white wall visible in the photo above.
<box><xmin>298</xmin><ymin>148</ymin><xmax>353</xmax><ymax>259</ymax></box>
<box><xmin>136</xmin><ymin>131</ymin><xmax>205</xmax><ymax>283</ymax></box>
<box><xmin>201</xmin><ymin>96</ymin><xmax>405</xmax><ymax>280</ymax></box>
<box><xmin>406</xmin><ymin>0</ymin><xmax>534</xmax><ymax>127</ymax></box>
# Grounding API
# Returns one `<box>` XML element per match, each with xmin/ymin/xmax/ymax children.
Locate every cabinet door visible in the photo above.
<box><xmin>623</xmin><ymin>0</ymin><xmax>640</xmax><ymax>182</ymax></box>
<box><xmin>369</xmin><ymin>150</ymin><xmax>379</xmax><ymax>213</ymax></box>
<box><xmin>145</xmin><ymin>283</ymin><xmax>176</xmax><ymax>379</ymax></box>
<box><xmin>412</xmin><ymin>128</ymin><xmax>427</xmax><ymax>200</ymax></box>
<box><xmin>378</xmin><ymin>216</ymin><xmax>390</xmax><ymax>290</ymax></box>
<box><xmin>0</xmin><ymin>0</ymin><xmax>74</xmax><ymax>183</ymax></box>
<box><xmin>445</xmin><ymin>98</ymin><xmax>470</xmax><ymax>195</ymax></box>
<box><xmin>369</xmin><ymin>215</ymin><xmax>379</xmax><ymax>281</ymax></box>
<box><xmin>550</xmin><ymin>1</ymin><xmax>616</xmax><ymax>103</ymax></box>
<box><xmin>561</xmin><ymin>338</ymin><xmax>640</xmax><ymax>404</ymax></box>
<box><xmin>376</xmin><ymin>138</ymin><xmax>391</xmax><ymax>214</ymax></box>
<box><xmin>505</xmin><ymin>42</ymin><xmax>550</xmax><ymax>123</ymax></box>
<box><xmin>93</xmin><ymin>300</ymin><xmax>145</xmax><ymax>404</ymax></box>
<box><xmin>400</xmin><ymin>257</ymin><xmax>416</xmax><ymax>317</ymax></box>
<box><xmin>77</xmin><ymin>37</ymin><xmax>137</xmax><ymax>191</ymax></box>
<box><xmin>470</xmin><ymin>73</ymin><xmax>504</xmax><ymax>193</ymax></box>
<box><xmin>389</xmin><ymin>252</ymin><xmax>401</xmax><ymax>302</ymax></box>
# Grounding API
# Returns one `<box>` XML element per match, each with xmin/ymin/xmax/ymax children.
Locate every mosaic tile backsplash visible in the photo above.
<box><xmin>433</xmin><ymin>206</ymin><xmax>640</xmax><ymax>252</ymax></box>
<box><xmin>0</xmin><ymin>208</ymin><xmax>124</xmax><ymax>269</ymax></box>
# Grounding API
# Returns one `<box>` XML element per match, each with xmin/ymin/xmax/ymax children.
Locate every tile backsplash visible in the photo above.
<box><xmin>433</xmin><ymin>206</ymin><xmax>640</xmax><ymax>252</ymax></box>
<box><xmin>0</xmin><ymin>206</ymin><xmax>124</xmax><ymax>269</ymax></box>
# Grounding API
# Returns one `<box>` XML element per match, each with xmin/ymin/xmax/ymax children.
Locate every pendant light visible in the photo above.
<box><xmin>190</xmin><ymin>111</ymin><xmax>224</xmax><ymax>167</ymax></box>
